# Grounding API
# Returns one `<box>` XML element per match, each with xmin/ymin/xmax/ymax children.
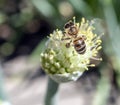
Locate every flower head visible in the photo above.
<box><xmin>40</xmin><ymin>17</ymin><xmax>102</xmax><ymax>83</ymax></box>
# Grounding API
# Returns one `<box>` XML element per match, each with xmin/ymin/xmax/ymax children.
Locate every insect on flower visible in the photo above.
<box><xmin>62</xmin><ymin>17</ymin><xmax>87</xmax><ymax>54</ymax></box>
<box><xmin>40</xmin><ymin>17</ymin><xmax>103</xmax><ymax>83</ymax></box>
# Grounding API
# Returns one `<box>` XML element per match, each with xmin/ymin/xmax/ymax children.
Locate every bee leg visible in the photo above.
<box><xmin>63</xmin><ymin>31</ymin><xmax>66</xmax><ymax>35</ymax></box>
<box><xmin>66</xmin><ymin>43</ymin><xmax>70</xmax><ymax>48</ymax></box>
<box><xmin>62</xmin><ymin>37</ymin><xmax>71</xmax><ymax>40</ymax></box>
<box><xmin>65</xmin><ymin>40</ymin><xmax>72</xmax><ymax>48</ymax></box>
<box><xmin>81</xmin><ymin>35</ymin><xmax>87</xmax><ymax>40</ymax></box>
<box><xmin>61</xmin><ymin>32</ymin><xmax>69</xmax><ymax>40</ymax></box>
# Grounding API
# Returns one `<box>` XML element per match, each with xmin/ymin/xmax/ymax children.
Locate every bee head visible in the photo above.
<box><xmin>64</xmin><ymin>21</ymin><xmax>74</xmax><ymax>29</ymax></box>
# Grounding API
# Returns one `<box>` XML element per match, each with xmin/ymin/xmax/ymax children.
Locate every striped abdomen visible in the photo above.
<box><xmin>73</xmin><ymin>37</ymin><xmax>86</xmax><ymax>54</ymax></box>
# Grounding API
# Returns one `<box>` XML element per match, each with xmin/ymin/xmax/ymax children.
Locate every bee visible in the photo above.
<box><xmin>62</xmin><ymin>20</ymin><xmax>86</xmax><ymax>54</ymax></box>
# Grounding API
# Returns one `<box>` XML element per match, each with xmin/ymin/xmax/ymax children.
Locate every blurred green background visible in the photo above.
<box><xmin>0</xmin><ymin>0</ymin><xmax>120</xmax><ymax>105</ymax></box>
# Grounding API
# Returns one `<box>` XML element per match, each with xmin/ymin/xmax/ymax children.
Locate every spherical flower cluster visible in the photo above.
<box><xmin>40</xmin><ymin>17</ymin><xmax>102</xmax><ymax>83</ymax></box>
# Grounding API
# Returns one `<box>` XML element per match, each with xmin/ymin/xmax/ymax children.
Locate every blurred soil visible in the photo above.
<box><xmin>2</xmin><ymin>56</ymin><xmax>120</xmax><ymax>105</ymax></box>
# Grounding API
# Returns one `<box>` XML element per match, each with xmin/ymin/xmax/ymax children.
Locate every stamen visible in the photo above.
<box><xmin>97</xmin><ymin>46</ymin><xmax>102</xmax><ymax>50</ymax></box>
<box><xmin>90</xmin><ymin>57</ymin><xmax>102</xmax><ymax>61</ymax></box>
<box><xmin>87</xmin><ymin>64</ymin><xmax>95</xmax><ymax>67</ymax></box>
<box><xmin>73</xmin><ymin>16</ymin><xmax>76</xmax><ymax>24</ymax></box>
<box><xmin>92</xmin><ymin>33</ymin><xmax>104</xmax><ymax>42</ymax></box>
<box><xmin>90</xmin><ymin>44</ymin><xmax>99</xmax><ymax>51</ymax></box>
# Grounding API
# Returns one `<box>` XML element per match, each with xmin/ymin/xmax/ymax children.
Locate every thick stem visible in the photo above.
<box><xmin>45</xmin><ymin>77</ymin><xmax>59</xmax><ymax>105</ymax></box>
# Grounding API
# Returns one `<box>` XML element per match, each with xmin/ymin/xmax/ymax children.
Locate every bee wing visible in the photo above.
<box><xmin>89</xmin><ymin>18</ymin><xmax>106</xmax><ymax>35</ymax></box>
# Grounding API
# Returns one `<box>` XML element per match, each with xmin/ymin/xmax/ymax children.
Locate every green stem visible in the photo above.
<box><xmin>45</xmin><ymin>77</ymin><xmax>59</xmax><ymax>105</ymax></box>
<box><xmin>0</xmin><ymin>63</ymin><xmax>8</xmax><ymax>101</ymax></box>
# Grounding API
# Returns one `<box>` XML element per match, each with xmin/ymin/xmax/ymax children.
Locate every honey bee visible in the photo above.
<box><xmin>62</xmin><ymin>20</ymin><xmax>86</xmax><ymax>54</ymax></box>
